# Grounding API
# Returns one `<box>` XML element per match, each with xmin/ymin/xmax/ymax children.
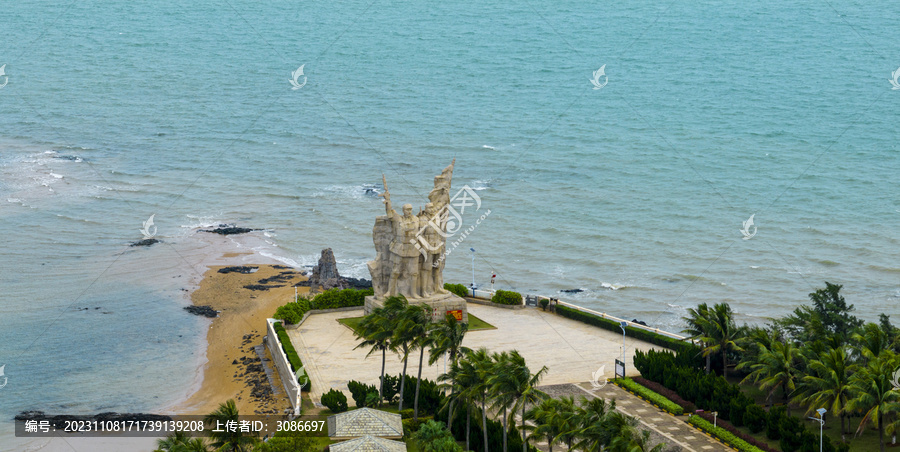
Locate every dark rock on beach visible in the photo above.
<box><xmin>560</xmin><ymin>288</ymin><xmax>584</xmax><ymax>294</ymax></box>
<box><xmin>130</xmin><ymin>238</ymin><xmax>159</xmax><ymax>247</ymax></box>
<box><xmin>631</xmin><ymin>319</ymin><xmax>649</xmax><ymax>326</ymax></box>
<box><xmin>218</xmin><ymin>266</ymin><xmax>258</xmax><ymax>274</ymax></box>
<box><xmin>201</xmin><ymin>225</ymin><xmax>256</xmax><ymax>235</ymax></box>
<box><xmin>184</xmin><ymin>305</ymin><xmax>218</xmax><ymax>318</ymax></box>
<box><xmin>244</xmin><ymin>284</ymin><xmax>273</xmax><ymax>291</ymax></box>
<box><xmin>342</xmin><ymin>277</ymin><xmax>372</xmax><ymax>289</ymax></box>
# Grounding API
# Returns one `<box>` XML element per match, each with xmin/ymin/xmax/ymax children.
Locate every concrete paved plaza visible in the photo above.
<box><xmin>287</xmin><ymin>303</ymin><xmax>666</xmax><ymax>403</ymax></box>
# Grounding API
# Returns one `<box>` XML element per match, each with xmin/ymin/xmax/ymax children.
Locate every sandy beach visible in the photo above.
<box><xmin>172</xmin><ymin>258</ymin><xmax>308</xmax><ymax>417</ymax></box>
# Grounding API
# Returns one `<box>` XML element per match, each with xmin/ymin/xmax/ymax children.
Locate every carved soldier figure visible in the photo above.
<box><xmin>416</xmin><ymin>202</ymin><xmax>449</xmax><ymax>297</ymax></box>
<box><xmin>383</xmin><ymin>189</ymin><xmax>422</xmax><ymax>299</ymax></box>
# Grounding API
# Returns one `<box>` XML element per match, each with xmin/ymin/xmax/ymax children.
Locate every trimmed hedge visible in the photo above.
<box><xmin>273</xmin><ymin>322</ymin><xmax>304</xmax><ymax>377</ymax></box>
<box><xmin>688</xmin><ymin>416</ymin><xmax>765</xmax><ymax>452</ymax></box>
<box><xmin>491</xmin><ymin>289</ymin><xmax>522</xmax><ymax>305</ymax></box>
<box><xmin>311</xmin><ymin>287</ymin><xmax>374</xmax><ymax>309</ymax></box>
<box><xmin>321</xmin><ymin>388</ymin><xmax>348</xmax><ymax>413</ymax></box>
<box><xmin>555</xmin><ymin>305</ymin><xmax>702</xmax><ymax>361</ymax></box>
<box><xmin>444</xmin><ymin>283</ymin><xmax>469</xmax><ymax>298</ymax></box>
<box><xmin>615</xmin><ymin>378</ymin><xmax>683</xmax><ymax>415</ymax></box>
<box><xmin>274</xmin><ymin>299</ymin><xmax>311</xmax><ymax>324</ymax></box>
<box><xmin>693</xmin><ymin>411</ymin><xmax>778</xmax><ymax>452</ymax></box>
<box><xmin>631</xmin><ymin>376</ymin><xmax>696</xmax><ymax>413</ymax></box>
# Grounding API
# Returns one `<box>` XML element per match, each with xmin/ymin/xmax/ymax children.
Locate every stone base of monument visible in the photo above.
<box><xmin>364</xmin><ymin>293</ymin><xmax>469</xmax><ymax>323</ymax></box>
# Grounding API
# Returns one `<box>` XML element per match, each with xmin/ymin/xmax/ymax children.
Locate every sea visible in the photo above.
<box><xmin>1</xmin><ymin>0</ymin><xmax>898</xmax><ymax>450</ymax></box>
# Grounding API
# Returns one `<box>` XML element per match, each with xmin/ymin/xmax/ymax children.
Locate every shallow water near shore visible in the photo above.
<box><xmin>2</xmin><ymin>0</ymin><xmax>899</xmax><ymax>450</ymax></box>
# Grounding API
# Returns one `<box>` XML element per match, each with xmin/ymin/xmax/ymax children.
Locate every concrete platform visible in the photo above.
<box><xmin>287</xmin><ymin>303</ymin><xmax>666</xmax><ymax>403</ymax></box>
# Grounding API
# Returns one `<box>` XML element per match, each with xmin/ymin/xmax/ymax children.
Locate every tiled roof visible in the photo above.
<box><xmin>327</xmin><ymin>408</ymin><xmax>403</xmax><ymax>439</ymax></box>
<box><xmin>330</xmin><ymin>435</ymin><xmax>407</xmax><ymax>452</ymax></box>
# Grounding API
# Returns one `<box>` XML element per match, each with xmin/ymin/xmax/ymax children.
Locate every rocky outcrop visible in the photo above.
<box><xmin>218</xmin><ymin>266</ymin><xmax>258</xmax><ymax>274</ymax></box>
<box><xmin>200</xmin><ymin>225</ymin><xmax>257</xmax><ymax>235</ymax></box>
<box><xmin>307</xmin><ymin>248</ymin><xmax>344</xmax><ymax>292</ymax></box>
<box><xmin>130</xmin><ymin>238</ymin><xmax>159</xmax><ymax>247</ymax></box>
<box><xmin>184</xmin><ymin>306</ymin><xmax>218</xmax><ymax>318</ymax></box>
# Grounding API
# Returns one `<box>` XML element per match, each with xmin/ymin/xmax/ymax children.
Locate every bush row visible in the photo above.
<box><xmin>310</xmin><ymin>287</ymin><xmax>374</xmax><ymax>309</ymax></box>
<box><xmin>688</xmin><ymin>415</ymin><xmax>765</xmax><ymax>452</ymax></box>
<box><xmin>491</xmin><ymin>289</ymin><xmax>522</xmax><ymax>305</ymax></box>
<box><xmin>615</xmin><ymin>378</ymin><xmax>683</xmax><ymax>415</ymax></box>
<box><xmin>555</xmin><ymin>305</ymin><xmax>703</xmax><ymax>360</ymax></box>
<box><xmin>274</xmin><ymin>299</ymin><xmax>311</xmax><ymax>324</ymax></box>
<box><xmin>631</xmin><ymin>376</ymin><xmax>697</xmax><ymax>413</ymax></box>
<box><xmin>273</xmin><ymin>321</ymin><xmax>305</xmax><ymax>385</ymax></box>
<box><xmin>635</xmin><ymin>348</ymin><xmax>846</xmax><ymax>452</ymax></box>
<box><xmin>444</xmin><ymin>283</ymin><xmax>469</xmax><ymax>298</ymax></box>
<box><xmin>348</xmin><ymin>380</ymin><xmax>378</xmax><ymax>408</ymax></box>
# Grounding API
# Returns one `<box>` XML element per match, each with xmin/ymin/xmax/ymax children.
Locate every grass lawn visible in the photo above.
<box><xmin>338</xmin><ymin>313</ymin><xmax>495</xmax><ymax>333</ymax></box>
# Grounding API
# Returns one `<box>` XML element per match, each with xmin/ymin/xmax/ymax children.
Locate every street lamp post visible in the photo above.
<box><xmin>809</xmin><ymin>408</ymin><xmax>826</xmax><ymax>452</ymax></box>
<box><xmin>470</xmin><ymin>248</ymin><xmax>476</xmax><ymax>290</ymax></box>
<box><xmin>619</xmin><ymin>321</ymin><xmax>627</xmax><ymax>362</ymax></box>
<box><xmin>712</xmin><ymin>411</ymin><xmax>718</xmax><ymax>428</ymax></box>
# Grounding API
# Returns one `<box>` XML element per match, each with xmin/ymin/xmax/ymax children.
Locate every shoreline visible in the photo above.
<box><xmin>170</xmin><ymin>258</ymin><xmax>309</xmax><ymax>417</ymax></box>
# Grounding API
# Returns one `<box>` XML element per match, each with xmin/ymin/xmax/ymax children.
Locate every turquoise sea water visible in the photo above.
<box><xmin>1</xmin><ymin>1</ymin><xmax>899</xmax><ymax>449</ymax></box>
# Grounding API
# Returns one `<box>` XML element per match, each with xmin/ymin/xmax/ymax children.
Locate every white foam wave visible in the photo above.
<box><xmin>50</xmin><ymin>172</ymin><xmax>63</xmax><ymax>179</ymax></box>
<box><xmin>601</xmin><ymin>282</ymin><xmax>626</xmax><ymax>290</ymax></box>
<box><xmin>482</xmin><ymin>145</ymin><xmax>495</xmax><ymax>150</ymax></box>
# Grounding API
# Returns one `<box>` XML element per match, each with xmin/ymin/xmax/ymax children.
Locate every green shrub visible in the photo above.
<box><xmin>616</xmin><ymin>378</ymin><xmax>683</xmax><ymax>415</ymax></box>
<box><xmin>311</xmin><ymin>288</ymin><xmax>374</xmax><ymax>309</ymax></box>
<box><xmin>539</xmin><ymin>298</ymin><xmax>549</xmax><ymax>310</ymax></box>
<box><xmin>274</xmin><ymin>300</ymin><xmax>310</xmax><ymax>324</ymax></box>
<box><xmin>491</xmin><ymin>289</ymin><xmax>522</xmax><ymax>305</ymax></box>
<box><xmin>443</xmin><ymin>283</ymin><xmax>469</xmax><ymax>298</ymax></box>
<box><xmin>402</xmin><ymin>418</ymin><xmax>429</xmax><ymax>438</ymax></box>
<box><xmin>348</xmin><ymin>380</ymin><xmax>377</xmax><ymax>408</ymax></box>
<box><xmin>557</xmin><ymin>305</ymin><xmax>702</xmax><ymax>360</ymax></box>
<box><xmin>744</xmin><ymin>404</ymin><xmax>766</xmax><ymax>433</ymax></box>
<box><xmin>321</xmin><ymin>388</ymin><xmax>348</xmax><ymax>413</ymax></box>
<box><xmin>382</xmin><ymin>375</ymin><xmax>400</xmax><ymax>403</ymax></box>
<box><xmin>273</xmin><ymin>322</ymin><xmax>305</xmax><ymax>386</ymax></box>
<box><xmin>688</xmin><ymin>415</ymin><xmax>765</xmax><ymax>452</ymax></box>
<box><xmin>399</xmin><ymin>409</ymin><xmax>414</xmax><ymax>419</ymax></box>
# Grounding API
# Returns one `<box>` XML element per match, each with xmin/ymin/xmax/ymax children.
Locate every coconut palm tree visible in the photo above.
<box><xmin>439</xmin><ymin>355</ymin><xmax>479</xmax><ymax>451</ymax></box>
<box><xmin>429</xmin><ymin>313</ymin><xmax>470</xmax><ymax>425</ymax></box>
<box><xmin>603</xmin><ymin>410</ymin><xmax>642</xmax><ymax>452</ymax></box>
<box><xmin>354</xmin><ymin>297</ymin><xmax>404</xmax><ymax>404</ymax></box>
<box><xmin>794</xmin><ymin>345</ymin><xmax>856</xmax><ymax>438</ymax></box>
<box><xmin>495</xmin><ymin>350</ymin><xmax>548</xmax><ymax>452</ymax></box>
<box><xmin>703</xmin><ymin>303</ymin><xmax>744</xmax><ymax>379</ymax></box>
<box><xmin>682</xmin><ymin>303</ymin><xmax>714</xmax><ymax>373</ymax></box>
<box><xmin>572</xmin><ymin>396</ymin><xmax>616</xmax><ymax>452</ymax></box>
<box><xmin>202</xmin><ymin>399</ymin><xmax>258</xmax><ymax>452</ymax></box>
<box><xmin>386</xmin><ymin>298</ymin><xmax>419</xmax><ymax>411</ymax></box>
<box><xmin>524</xmin><ymin>398</ymin><xmax>565</xmax><ymax>452</ymax></box>
<box><xmin>154</xmin><ymin>431</ymin><xmax>209</xmax><ymax>452</ymax></box>
<box><xmin>846</xmin><ymin>352</ymin><xmax>900</xmax><ymax>452</ymax></box>
<box><xmin>407</xmin><ymin>305</ymin><xmax>434</xmax><ymax>421</ymax></box>
<box><xmin>617</xmin><ymin>429</ymin><xmax>667</xmax><ymax>452</ymax></box>
<box><xmin>738</xmin><ymin>334</ymin><xmax>800</xmax><ymax>414</ymax></box>
<box><xmin>468</xmin><ymin>347</ymin><xmax>496</xmax><ymax>452</ymax></box>
<box><xmin>549</xmin><ymin>396</ymin><xmax>579</xmax><ymax>451</ymax></box>
<box><xmin>853</xmin><ymin>322</ymin><xmax>892</xmax><ymax>362</ymax></box>
<box><xmin>488</xmin><ymin>351</ymin><xmax>515</xmax><ymax>452</ymax></box>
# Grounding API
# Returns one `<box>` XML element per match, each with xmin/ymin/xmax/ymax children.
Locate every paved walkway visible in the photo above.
<box><xmin>569</xmin><ymin>383</ymin><xmax>728</xmax><ymax>452</ymax></box>
<box><xmin>287</xmin><ymin>303</ymin><xmax>665</xmax><ymax>403</ymax></box>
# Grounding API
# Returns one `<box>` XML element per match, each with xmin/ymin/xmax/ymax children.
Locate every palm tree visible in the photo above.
<box><xmin>572</xmin><ymin>396</ymin><xmax>616</xmax><ymax>452</ymax></box>
<box><xmin>682</xmin><ymin>303</ymin><xmax>714</xmax><ymax>373</ymax></box>
<box><xmin>493</xmin><ymin>350</ymin><xmax>548</xmax><ymax>452</ymax></box>
<box><xmin>524</xmin><ymin>398</ymin><xmax>565</xmax><ymax>452</ymax></box>
<box><xmin>154</xmin><ymin>431</ymin><xmax>209</xmax><ymax>452</ymax></box>
<box><xmin>385</xmin><ymin>297</ymin><xmax>417</xmax><ymax>411</ymax></box>
<box><xmin>853</xmin><ymin>322</ymin><xmax>892</xmax><ymax>362</ymax></box>
<box><xmin>354</xmin><ymin>298</ymin><xmax>404</xmax><ymax>404</ymax></box>
<box><xmin>430</xmin><ymin>313</ymin><xmax>470</xmax><ymax>425</ymax></box>
<box><xmin>202</xmin><ymin>400</ymin><xmax>258</xmax><ymax>452</ymax></box>
<box><xmin>549</xmin><ymin>396</ymin><xmax>579</xmax><ymax>451</ymax></box>
<box><xmin>488</xmin><ymin>351</ymin><xmax>515</xmax><ymax>452</ymax></box>
<box><xmin>406</xmin><ymin>304</ymin><xmax>433</xmax><ymax>421</ymax></box>
<box><xmin>617</xmin><ymin>429</ymin><xmax>667</xmax><ymax>452</ymax></box>
<box><xmin>794</xmin><ymin>345</ymin><xmax>856</xmax><ymax>438</ymax></box>
<box><xmin>468</xmin><ymin>347</ymin><xmax>495</xmax><ymax>452</ymax></box>
<box><xmin>846</xmin><ymin>352</ymin><xmax>900</xmax><ymax>452</ymax></box>
<box><xmin>603</xmin><ymin>410</ymin><xmax>642</xmax><ymax>452</ymax></box>
<box><xmin>703</xmin><ymin>303</ymin><xmax>744</xmax><ymax>378</ymax></box>
<box><xmin>738</xmin><ymin>334</ymin><xmax>800</xmax><ymax>414</ymax></box>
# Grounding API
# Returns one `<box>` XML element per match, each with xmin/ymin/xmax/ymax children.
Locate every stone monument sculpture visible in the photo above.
<box><xmin>365</xmin><ymin>160</ymin><xmax>467</xmax><ymax>322</ymax></box>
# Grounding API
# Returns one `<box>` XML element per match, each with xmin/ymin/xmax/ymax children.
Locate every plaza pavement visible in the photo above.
<box><xmin>286</xmin><ymin>303</ymin><xmax>665</xmax><ymax>404</ymax></box>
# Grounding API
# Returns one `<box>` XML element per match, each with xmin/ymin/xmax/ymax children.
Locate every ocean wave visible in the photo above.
<box><xmin>600</xmin><ymin>282</ymin><xmax>627</xmax><ymax>290</ymax></box>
